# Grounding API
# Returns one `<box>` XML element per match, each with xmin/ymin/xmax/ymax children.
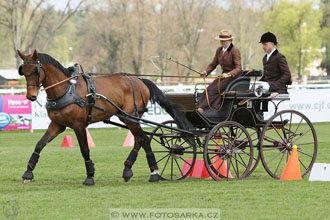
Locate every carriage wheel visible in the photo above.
<box><xmin>259</xmin><ymin>110</ymin><xmax>317</xmax><ymax>179</ymax></box>
<box><xmin>204</xmin><ymin>121</ymin><xmax>253</xmax><ymax>181</ymax></box>
<box><xmin>149</xmin><ymin>120</ymin><xmax>196</xmax><ymax>180</ymax></box>
<box><xmin>245</xmin><ymin>127</ymin><xmax>261</xmax><ymax>177</ymax></box>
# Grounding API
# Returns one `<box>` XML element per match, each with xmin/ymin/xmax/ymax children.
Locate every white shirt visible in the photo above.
<box><xmin>266</xmin><ymin>48</ymin><xmax>276</xmax><ymax>61</ymax></box>
<box><xmin>222</xmin><ymin>43</ymin><xmax>232</xmax><ymax>52</ymax></box>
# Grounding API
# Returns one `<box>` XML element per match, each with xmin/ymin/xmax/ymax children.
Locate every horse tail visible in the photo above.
<box><xmin>140</xmin><ymin>78</ymin><xmax>193</xmax><ymax>131</ymax></box>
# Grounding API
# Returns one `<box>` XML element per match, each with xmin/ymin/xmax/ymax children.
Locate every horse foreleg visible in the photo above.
<box><xmin>73</xmin><ymin>126</ymin><xmax>95</xmax><ymax>186</ymax></box>
<box><xmin>22</xmin><ymin>122</ymin><xmax>66</xmax><ymax>183</ymax></box>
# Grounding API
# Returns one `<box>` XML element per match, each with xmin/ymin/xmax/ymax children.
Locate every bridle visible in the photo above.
<box><xmin>19</xmin><ymin>60</ymin><xmax>46</xmax><ymax>90</ymax></box>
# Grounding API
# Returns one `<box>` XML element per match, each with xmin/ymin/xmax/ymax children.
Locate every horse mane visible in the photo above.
<box><xmin>38</xmin><ymin>53</ymin><xmax>71</xmax><ymax>76</ymax></box>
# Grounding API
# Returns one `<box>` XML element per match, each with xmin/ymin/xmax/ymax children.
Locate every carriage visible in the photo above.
<box><xmin>149</xmin><ymin>70</ymin><xmax>318</xmax><ymax>181</ymax></box>
<box><xmin>18</xmin><ymin>50</ymin><xmax>317</xmax><ymax>184</ymax></box>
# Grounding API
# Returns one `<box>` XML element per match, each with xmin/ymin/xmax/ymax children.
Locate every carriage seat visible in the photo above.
<box><xmin>223</xmin><ymin>77</ymin><xmax>255</xmax><ymax>98</ymax></box>
<box><xmin>242</xmin><ymin>70</ymin><xmax>262</xmax><ymax>77</ymax></box>
<box><xmin>201</xmin><ymin>77</ymin><xmax>253</xmax><ymax>121</ymax></box>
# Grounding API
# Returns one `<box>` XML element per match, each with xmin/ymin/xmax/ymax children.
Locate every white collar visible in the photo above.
<box><xmin>266</xmin><ymin>48</ymin><xmax>276</xmax><ymax>61</ymax></box>
<box><xmin>222</xmin><ymin>43</ymin><xmax>232</xmax><ymax>51</ymax></box>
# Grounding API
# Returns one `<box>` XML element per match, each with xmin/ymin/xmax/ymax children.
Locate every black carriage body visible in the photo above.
<box><xmin>155</xmin><ymin>71</ymin><xmax>317</xmax><ymax>180</ymax></box>
<box><xmin>167</xmin><ymin>72</ymin><xmax>277</xmax><ymax>130</ymax></box>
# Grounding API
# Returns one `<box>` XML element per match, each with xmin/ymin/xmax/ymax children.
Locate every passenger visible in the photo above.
<box><xmin>259</xmin><ymin>32</ymin><xmax>291</xmax><ymax>93</ymax></box>
<box><xmin>197</xmin><ymin>29</ymin><xmax>242</xmax><ymax>113</ymax></box>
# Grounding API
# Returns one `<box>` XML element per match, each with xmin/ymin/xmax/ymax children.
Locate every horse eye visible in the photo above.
<box><xmin>18</xmin><ymin>65</ymin><xmax>23</xmax><ymax>75</ymax></box>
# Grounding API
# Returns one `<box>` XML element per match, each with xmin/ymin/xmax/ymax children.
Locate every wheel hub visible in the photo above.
<box><xmin>286</xmin><ymin>142</ymin><xmax>293</xmax><ymax>151</ymax></box>
<box><xmin>170</xmin><ymin>144</ymin><xmax>184</xmax><ymax>159</ymax></box>
<box><xmin>226</xmin><ymin>149</ymin><xmax>232</xmax><ymax>156</ymax></box>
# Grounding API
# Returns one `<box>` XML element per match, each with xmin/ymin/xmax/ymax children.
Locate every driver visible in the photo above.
<box><xmin>197</xmin><ymin>29</ymin><xmax>242</xmax><ymax>113</ymax></box>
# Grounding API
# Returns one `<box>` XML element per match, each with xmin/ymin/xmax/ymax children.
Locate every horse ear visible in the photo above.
<box><xmin>18</xmin><ymin>65</ymin><xmax>23</xmax><ymax>75</ymax></box>
<box><xmin>32</xmin><ymin>49</ymin><xmax>38</xmax><ymax>61</ymax></box>
<box><xmin>17</xmin><ymin>50</ymin><xmax>26</xmax><ymax>60</ymax></box>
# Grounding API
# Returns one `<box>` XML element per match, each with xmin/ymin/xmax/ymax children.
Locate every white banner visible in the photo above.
<box><xmin>265</xmin><ymin>89</ymin><xmax>330</xmax><ymax>122</ymax></box>
<box><xmin>32</xmin><ymin>89</ymin><xmax>330</xmax><ymax>129</ymax></box>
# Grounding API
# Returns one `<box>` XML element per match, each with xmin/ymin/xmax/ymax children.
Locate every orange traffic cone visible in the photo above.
<box><xmin>213</xmin><ymin>157</ymin><xmax>233</xmax><ymax>179</ymax></box>
<box><xmin>280</xmin><ymin>145</ymin><xmax>302</xmax><ymax>180</ymax></box>
<box><xmin>86</xmin><ymin>128</ymin><xmax>95</xmax><ymax>147</ymax></box>
<box><xmin>61</xmin><ymin>135</ymin><xmax>75</xmax><ymax>147</ymax></box>
<box><xmin>191</xmin><ymin>159</ymin><xmax>210</xmax><ymax>178</ymax></box>
<box><xmin>180</xmin><ymin>158</ymin><xmax>193</xmax><ymax>177</ymax></box>
<box><xmin>123</xmin><ymin>131</ymin><xmax>135</xmax><ymax>147</ymax></box>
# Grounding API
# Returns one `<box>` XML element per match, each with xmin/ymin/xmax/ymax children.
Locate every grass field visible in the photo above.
<box><xmin>1</xmin><ymin>123</ymin><xmax>330</xmax><ymax>220</ymax></box>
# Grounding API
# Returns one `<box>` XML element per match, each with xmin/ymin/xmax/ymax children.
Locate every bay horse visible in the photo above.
<box><xmin>17</xmin><ymin>49</ymin><xmax>192</xmax><ymax>185</ymax></box>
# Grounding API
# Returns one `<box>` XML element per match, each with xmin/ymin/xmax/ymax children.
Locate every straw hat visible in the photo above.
<box><xmin>215</xmin><ymin>29</ymin><xmax>234</xmax><ymax>41</ymax></box>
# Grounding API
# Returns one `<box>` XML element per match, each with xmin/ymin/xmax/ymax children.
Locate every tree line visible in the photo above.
<box><xmin>0</xmin><ymin>0</ymin><xmax>328</xmax><ymax>82</ymax></box>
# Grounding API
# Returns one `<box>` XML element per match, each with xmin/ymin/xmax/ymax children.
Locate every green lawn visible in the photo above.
<box><xmin>1</xmin><ymin>123</ymin><xmax>330</xmax><ymax>220</ymax></box>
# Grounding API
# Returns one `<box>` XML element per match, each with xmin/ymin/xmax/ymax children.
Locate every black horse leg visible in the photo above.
<box><xmin>22</xmin><ymin>122</ymin><xmax>66</xmax><ymax>183</ymax></box>
<box><xmin>73</xmin><ymin>126</ymin><xmax>95</xmax><ymax>185</ymax></box>
<box><xmin>140</xmin><ymin>133</ymin><xmax>162</xmax><ymax>182</ymax></box>
<box><xmin>122</xmin><ymin>141</ymin><xmax>142</xmax><ymax>182</ymax></box>
<box><xmin>122</xmin><ymin>121</ymin><xmax>146</xmax><ymax>182</ymax></box>
<box><xmin>123</xmin><ymin>121</ymin><xmax>160</xmax><ymax>182</ymax></box>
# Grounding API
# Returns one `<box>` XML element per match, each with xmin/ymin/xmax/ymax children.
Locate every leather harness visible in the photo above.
<box><xmin>45</xmin><ymin>65</ymin><xmax>147</xmax><ymax>126</ymax></box>
<box><xmin>46</xmin><ymin>64</ymin><xmax>96</xmax><ymax>125</ymax></box>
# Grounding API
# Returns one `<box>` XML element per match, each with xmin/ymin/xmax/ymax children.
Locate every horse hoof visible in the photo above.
<box><xmin>22</xmin><ymin>170</ymin><xmax>34</xmax><ymax>179</ymax></box>
<box><xmin>22</xmin><ymin>170</ymin><xmax>34</xmax><ymax>183</ymax></box>
<box><xmin>149</xmin><ymin>174</ymin><xmax>162</xmax><ymax>182</ymax></box>
<box><xmin>83</xmin><ymin>177</ymin><xmax>95</xmax><ymax>185</ymax></box>
<box><xmin>22</xmin><ymin>179</ymin><xmax>32</xmax><ymax>184</ymax></box>
<box><xmin>122</xmin><ymin>169</ymin><xmax>133</xmax><ymax>182</ymax></box>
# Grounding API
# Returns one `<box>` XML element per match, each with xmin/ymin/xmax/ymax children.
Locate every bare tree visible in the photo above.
<box><xmin>174</xmin><ymin>0</ymin><xmax>210</xmax><ymax>77</ymax></box>
<box><xmin>150</xmin><ymin>0</ymin><xmax>172</xmax><ymax>78</ymax></box>
<box><xmin>226</xmin><ymin>0</ymin><xmax>264</xmax><ymax>70</ymax></box>
<box><xmin>0</xmin><ymin>0</ymin><xmax>85</xmax><ymax>68</ymax></box>
<box><xmin>119</xmin><ymin>0</ymin><xmax>146</xmax><ymax>74</ymax></box>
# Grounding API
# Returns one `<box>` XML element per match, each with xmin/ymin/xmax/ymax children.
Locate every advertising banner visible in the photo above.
<box><xmin>0</xmin><ymin>95</ymin><xmax>32</xmax><ymax>130</ymax></box>
<box><xmin>265</xmin><ymin>89</ymin><xmax>330</xmax><ymax>122</ymax></box>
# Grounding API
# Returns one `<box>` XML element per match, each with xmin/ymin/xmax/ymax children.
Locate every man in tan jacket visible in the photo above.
<box><xmin>259</xmin><ymin>32</ymin><xmax>291</xmax><ymax>93</ymax></box>
<box><xmin>197</xmin><ymin>29</ymin><xmax>242</xmax><ymax>113</ymax></box>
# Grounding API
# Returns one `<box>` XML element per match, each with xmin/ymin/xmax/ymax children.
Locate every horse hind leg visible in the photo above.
<box><xmin>142</xmin><ymin>134</ymin><xmax>162</xmax><ymax>182</ymax></box>
<box><xmin>122</xmin><ymin>121</ymin><xmax>142</xmax><ymax>181</ymax></box>
<box><xmin>122</xmin><ymin>121</ymin><xmax>161</xmax><ymax>182</ymax></box>
<box><xmin>22</xmin><ymin>122</ymin><xmax>66</xmax><ymax>183</ymax></box>
<box><xmin>122</xmin><ymin>140</ymin><xmax>141</xmax><ymax>182</ymax></box>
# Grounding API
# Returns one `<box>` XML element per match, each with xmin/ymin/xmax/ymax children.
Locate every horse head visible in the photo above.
<box><xmin>17</xmin><ymin>49</ymin><xmax>46</xmax><ymax>101</ymax></box>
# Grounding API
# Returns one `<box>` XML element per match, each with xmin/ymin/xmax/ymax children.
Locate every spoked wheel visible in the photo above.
<box><xmin>204</xmin><ymin>121</ymin><xmax>253</xmax><ymax>181</ymax></box>
<box><xmin>245</xmin><ymin>127</ymin><xmax>261</xmax><ymax>177</ymax></box>
<box><xmin>259</xmin><ymin>110</ymin><xmax>317</xmax><ymax>179</ymax></box>
<box><xmin>149</xmin><ymin>120</ymin><xmax>196</xmax><ymax>180</ymax></box>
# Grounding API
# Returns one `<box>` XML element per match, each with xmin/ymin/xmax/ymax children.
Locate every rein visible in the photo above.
<box><xmin>88</xmin><ymin>72</ymin><xmax>225</xmax><ymax>79</ymax></box>
<box><xmin>41</xmin><ymin>72</ymin><xmax>227</xmax><ymax>91</ymax></box>
<box><xmin>41</xmin><ymin>74</ymin><xmax>82</xmax><ymax>91</ymax></box>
